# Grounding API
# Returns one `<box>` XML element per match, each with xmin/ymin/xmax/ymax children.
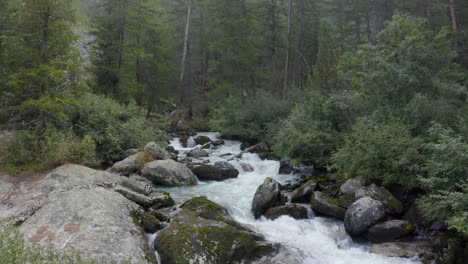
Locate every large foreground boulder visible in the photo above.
<box><xmin>370</xmin><ymin>241</ymin><xmax>432</xmax><ymax>258</ymax></box>
<box><xmin>344</xmin><ymin>197</ymin><xmax>386</xmax><ymax>236</ymax></box>
<box><xmin>310</xmin><ymin>191</ymin><xmax>346</xmax><ymax>220</ymax></box>
<box><xmin>264</xmin><ymin>204</ymin><xmax>308</xmax><ymax>220</ymax></box>
<box><xmin>355</xmin><ymin>184</ymin><xmax>402</xmax><ymax>215</ymax></box>
<box><xmin>367</xmin><ymin>220</ymin><xmax>413</xmax><ymax>243</ymax></box>
<box><xmin>18</xmin><ymin>165</ymin><xmax>155</xmax><ymax>264</ymax></box>
<box><xmin>252</xmin><ymin>178</ymin><xmax>286</xmax><ymax>219</ymax></box>
<box><xmin>142</xmin><ymin>160</ymin><xmax>198</xmax><ymax>186</ymax></box>
<box><xmin>155</xmin><ymin>197</ymin><xmax>278</xmax><ymax>264</ymax></box>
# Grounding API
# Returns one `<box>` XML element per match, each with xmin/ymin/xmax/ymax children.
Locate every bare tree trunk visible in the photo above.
<box><xmin>449</xmin><ymin>0</ymin><xmax>458</xmax><ymax>32</ymax></box>
<box><xmin>365</xmin><ymin>11</ymin><xmax>372</xmax><ymax>43</ymax></box>
<box><xmin>172</xmin><ymin>0</ymin><xmax>192</xmax><ymax>128</ymax></box>
<box><xmin>283</xmin><ymin>0</ymin><xmax>292</xmax><ymax>98</ymax></box>
<box><xmin>355</xmin><ymin>16</ymin><xmax>361</xmax><ymax>47</ymax></box>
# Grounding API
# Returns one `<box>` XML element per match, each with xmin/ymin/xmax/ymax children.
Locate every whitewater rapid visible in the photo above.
<box><xmin>157</xmin><ymin>132</ymin><xmax>419</xmax><ymax>264</ymax></box>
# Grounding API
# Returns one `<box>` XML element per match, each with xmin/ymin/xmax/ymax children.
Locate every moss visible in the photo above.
<box><xmin>401</xmin><ymin>221</ymin><xmax>414</xmax><ymax>231</ymax></box>
<box><xmin>327</xmin><ymin>197</ymin><xmax>340</xmax><ymax>206</ymax></box>
<box><xmin>181</xmin><ymin>197</ymin><xmax>229</xmax><ymax>221</ymax></box>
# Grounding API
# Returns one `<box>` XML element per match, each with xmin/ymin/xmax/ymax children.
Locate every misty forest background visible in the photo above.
<box><xmin>0</xmin><ymin>0</ymin><xmax>468</xmax><ymax>236</ymax></box>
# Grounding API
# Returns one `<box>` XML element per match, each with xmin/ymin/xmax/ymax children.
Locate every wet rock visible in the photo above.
<box><xmin>149</xmin><ymin>191</ymin><xmax>175</xmax><ymax>209</ymax></box>
<box><xmin>189</xmin><ymin>162</ymin><xmax>239</xmax><ymax>181</ymax></box>
<box><xmin>19</xmin><ymin>187</ymin><xmax>153</xmax><ymax>263</ymax></box>
<box><xmin>252</xmin><ymin>178</ymin><xmax>286</xmax><ymax>219</ymax></box>
<box><xmin>150</xmin><ymin>211</ymin><xmax>170</xmax><ymax>222</ymax></box>
<box><xmin>344</xmin><ymin>197</ymin><xmax>386</xmax><ymax>236</ymax></box>
<box><xmin>156</xmin><ymin>197</ymin><xmax>278</xmax><ymax>264</ymax></box>
<box><xmin>214</xmin><ymin>161</ymin><xmax>239</xmax><ymax>179</ymax></box>
<box><xmin>144</xmin><ymin>142</ymin><xmax>171</xmax><ymax>160</ymax></box>
<box><xmin>142</xmin><ymin>160</ymin><xmax>198</xmax><ymax>186</ymax></box>
<box><xmin>368</xmin><ymin>220</ymin><xmax>413</xmax><ymax>243</ymax></box>
<box><xmin>141</xmin><ymin>213</ymin><xmax>162</xmax><ymax>233</ymax></box>
<box><xmin>186</xmin><ymin>147</ymin><xmax>209</xmax><ymax>158</ymax></box>
<box><xmin>291</xmin><ymin>180</ymin><xmax>317</xmax><ymax>203</ymax></box>
<box><xmin>212</xmin><ymin>139</ymin><xmax>225</xmax><ymax>146</ymax></box>
<box><xmin>355</xmin><ymin>184</ymin><xmax>402</xmax><ymax>215</ymax></box>
<box><xmin>179</xmin><ymin>135</ymin><xmax>189</xmax><ymax>147</ymax></box>
<box><xmin>264</xmin><ymin>204</ymin><xmax>308</xmax><ymax>220</ymax></box>
<box><xmin>339</xmin><ymin>176</ymin><xmax>366</xmax><ymax>196</ymax></box>
<box><xmin>240</xmin><ymin>162</ymin><xmax>255</xmax><ymax>172</ymax></box>
<box><xmin>250</xmin><ymin>142</ymin><xmax>269</xmax><ymax>153</ymax></box>
<box><xmin>193</xmin><ymin>135</ymin><xmax>211</xmax><ymax>145</ymax></box>
<box><xmin>310</xmin><ymin>191</ymin><xmax>346</xmax><ymax>220</ymax></box>
<box><xmin>111</xmin><ymin>153</ymin><xmax>139</xmax><ymax>175</ymax></box>
<box><xmin>119</xmin><ymin>177</ymin><xmax>152</xmax><ymax>195</ymax></box>
<box><xmin>279</xmin><ymin>159</ymin><xmax>294</xmax><ymax>174</ymax></box>
<box><xmin>370</xmin><ymin>241</ymin><xmax>432</xmax><ymax>258</ymax></box>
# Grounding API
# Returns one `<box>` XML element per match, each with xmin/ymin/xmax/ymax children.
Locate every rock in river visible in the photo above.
<box><xmin>189</xmin><ymin>162</ymin><xmax>239</xmax><ymax>181</ymax></box>
<box><xmin>155</xmin><ymin>197</ymin><xmax>278</xmax><ymax>264</ymax></box>
<box><xmin>310</xmin><ymin>191</ymin><xmax>346</xmax><ymax>220</ymax></box>
<box><xmin>264</xmin><ymin>204</ymin><xmax>308</xmax><ymax>220</ymax></box>
<box><xmin>367</xmin><ymin>220</ymin><xmax>413</xmax><ymax>243</ymax></box>
<box><xmin>252</xmin><ymin>178</ymin><xmax>286</xmax><ymax>219</ymax></box>
<box><xmin>186</xmin><ymin>147</ymin><xmax>209</xmax><ymax>158</ymax></box>
<box><xmin>291</xmin><ymin>180</ymin><xmax>317</xmax><ymax>203</ymax></box>
<box><xmin>141</xmin><ymin>159</ymin><xmax>198</xmax><ymax>187</ymax></box>
<box><xmin>344</xmin><ymin>197</ymin><xmax>386</xmax><ymax>236</ymax></box>
<box><xmin>355</xmin><ymin>184</ymin><xmax>402</xmax><ymax>215</ymax></box>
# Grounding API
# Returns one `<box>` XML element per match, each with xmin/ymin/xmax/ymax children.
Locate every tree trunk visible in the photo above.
<box><xmin>172</xmin><ymin>0</ymin><xmax>192</xmax><ymax>128</ymax></box>
<box><xmin>117</xmin><ymin>0</ymin><xmax>127</xmax><ymax>69</ymax></box>
<box><xmin>365</xmin><ymin>11</ymin><xmax>372</xmax><ymax>43</ymax></box>
<box><xmin>283</xmin><ymin>0</ymin><xmax>292</xmax><ymax>98</ymax></box>
<box><xmin>355</xmin><ymin>16</ymin><xmax>361</xmax><ymax>47</ymax></box>
<box><xmin>449</xmin><ymin>0</ymin><xmax>458</xmax><ymax>32</ymax></box>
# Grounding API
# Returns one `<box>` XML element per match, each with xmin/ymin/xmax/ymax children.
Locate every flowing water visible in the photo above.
<box><xmin>156</xmin><ymin>132</ymin><xmax>419</xmax><ymax>264</ymax></box>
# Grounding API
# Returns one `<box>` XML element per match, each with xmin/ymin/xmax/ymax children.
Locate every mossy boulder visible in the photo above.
<box><xmin>155</xmin><ymin>197</ymin><xmax>278</xmax><ymax>264</ymax></box>
<box><xmin>193</xmin><ymin>135</ymin><xmax>211</xmax><ymax>145</ymax></box>
<box><xmin>291</xmin><ymin>180</ymin><xmax>317</xmax><ymax>203</ymax></box>
<box><xmin>355</xmin><ymin>184</ymin><xmax>402</xmax><ymax>215</ymax></box>
<box><xmin>142</xmin><ymin>213</ymin><xmax>162</xmax><ymax>233</ymax></box>
<box><xmin>336</xmin><ymin>194</ymin><xmax>356</xmax><ymax>209</ymax></box>
<box><xmin>310</xmin><ymin>191</ymin><xmax>346</xmax><ymax>220</ymax></box>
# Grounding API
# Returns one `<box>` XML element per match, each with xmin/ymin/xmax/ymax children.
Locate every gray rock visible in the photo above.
<box><xmin>252</xmin><ymin>178</ymin><xmax>286</xmax><ymax>219</ymax></box>
<box><xmin>111</xmin><ymin>153</ymin><xmax>139</xmax><ymax>175</ymax></box>
<box><xmin>115</xmin><ymin>186</ymin><xmax>174</xmax><ymax>209</ymax></box>
<box><xmin>44</xmin><ymin>164</ymin><xmax>119</xmax><ymax>192</ymax></box>
<box><xmin>355</xmin><ymin>184</ymin><xmax>402</xmax><ymax>215</ymax></box>
<box><xmin>156</xmin><ymin>197</ymin><xmax>278</xmax><ymax>264</ymax></box>
<box><xmin>214</xmin><ymin>161</ymin><xmax>239</xmax><ymax>179</ymax></box>
<box><xmin>189</xmin><ymin>162</ymin><xmax>239</xmax><ymax>181</ymax></box>
<box><xmin>279</xmin><ymin>159</ymin><xmax>294</xmax><ymax>174</ymax></box>
<box><xmin>340</xmin><ymin>176</ymin><xmax>366</xmax><ymax>196</ymax></box>
<box><xmin>368</xmin><ymin>220</ymin><xmax>414</xmax><ymax>243</ymax></box>
<box><xmin>193</xmin><ymin>135</ymin><xmax>211</xmax><ymax>145</ymax></box>
<box><xmin>18</xmin><ymin>188</ymin><xmax>154</xmax><ymax>264</ymax></box>
<box><xmin>310</xmin><ymin>191</ymin><xmax>346</xmax><ymax>220</ymax></box>
<box><xmin>370</xmin><ymin>241</ymin><xmax>432</xmax><ymax>258</ymax></box>
<box><xmin>141</xmin><ymin>160</ymin><xmax>198</xmax><ymax>186</ymax></box>
<box><xmin>291</xmin><ymin>180</ymin><xmax>317</xmax><ymax>203</ymax></box>
<box><xmin>212</xmin><ymin>139</ymin><xmax>225</xmax><ymax>146</ymax></box>
<box><xmin>264</xmin><ymin>204</ymin><xmax>308</xmax><ymax>220</ymax></box>
<box><xmin>144</xmin><ymin>142</ymin><xmax>171</xmax><ymax>160</ymax></box>
<box><xmin>186</xmin><ymin>147</ymin><xmax>209</xmax><ymax>158</ymax></box>
<box><xmin>119</xmin><ymin>177</ymin><xmax>152</xmax><ymax>195</ymax></box>
<box><xmin>344</xmin><ymin>197</ymin><xmax>386</xmax><ymax>236</ymax></box>
<box><xmin>240</xmin><ymin>162</ymin><xmax>255</xmax><ymax>172</ymax></box>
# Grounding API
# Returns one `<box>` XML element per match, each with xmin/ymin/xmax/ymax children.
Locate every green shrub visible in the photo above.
<box><xmin>208</xmin><ymin>92</ymin><xmax>291</xmax><ymax>142</ymax></box>
<box><xmin>73</xmin><ymin>94</ymin><xmax>167</xmax><ymax>162</ymax></box>
<box><xmin>332</xmin><ymin>116</ymin><xmax>423</xmax><ymax>187</ymax></box>
<box><xmin>3</xmin><ymin>127</ymin><xmax>98</xmax><ymax>171</ymax></box>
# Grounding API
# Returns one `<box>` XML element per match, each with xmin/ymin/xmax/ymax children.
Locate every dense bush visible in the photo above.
<box><xmin>208</xmin><ymin>92</ymin><xmax>292</xmax><ymax>142</ymax></box>
<box><xmin>73</xmin><ymin>94</ymin><xmax>167</xmax><ymax>162</ymax></box>
<box><xmin>332</xmin><ymin>116</ymin><xmax>423</xmax><ymax>187</ymax></box>
<box><xmin>3</xmin><ymin>127</ymin><xmax>98</xmax><ymax>172</ymax></box>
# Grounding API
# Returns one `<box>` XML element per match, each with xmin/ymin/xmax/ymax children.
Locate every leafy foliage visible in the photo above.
<box><xmin>73</xmin><ymin>94</ymin><xmax>167</xmax><ymax>162</ymax></box>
